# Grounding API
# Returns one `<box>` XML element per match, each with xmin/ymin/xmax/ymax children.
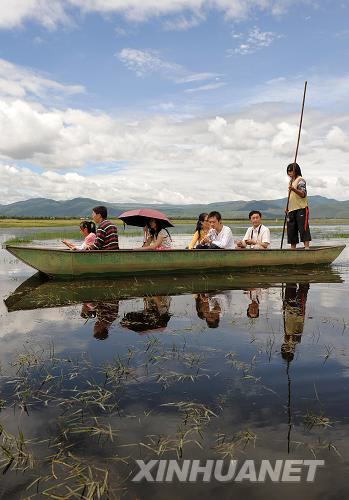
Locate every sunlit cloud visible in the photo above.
<box><xmin>1</xmin><ymin>93</ymin><xmax>349</xmax><ymax>204</ymax></box>
<box><xmin>0</xmin><ymin>0</ymin><xmax>321</xmax><ymax>30</ymax></box>
<box><xmin>0</xmin><ymin>58</ymin><xmax>84</xmax><ymax>100</ymax></box>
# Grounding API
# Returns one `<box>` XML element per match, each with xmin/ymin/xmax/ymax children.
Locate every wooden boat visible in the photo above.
<box><xmin>4</xmin><ymin>267</ymin><xmax>343</xmax><ymax>312</ymax></box>
<box><xmin>4</xmin><ymin>244</ymin><xmax>345</xmax><ymax>279</ymax></box>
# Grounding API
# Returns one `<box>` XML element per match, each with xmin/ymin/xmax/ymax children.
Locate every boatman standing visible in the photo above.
<box><xmin>286</xmin><ymin>163</ymin><xmax>311</xmax><ymax>249</ymax></box>
<box><xmin>235</xmin><ymin>210</ymin><xmax>271</xmax><ymax>250</ymax></box>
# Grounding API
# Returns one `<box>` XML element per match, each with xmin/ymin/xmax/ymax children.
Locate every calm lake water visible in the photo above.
<box><xmin>1</xmin><ymin>227</ymin><xmax>349</xmax><ymax>499</ymax></box>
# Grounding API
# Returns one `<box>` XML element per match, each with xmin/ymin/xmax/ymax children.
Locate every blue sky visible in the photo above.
<box><xmin>0</xmin><ymin>0</ymin><xmax>348</xmax><ymax>204</ymax></box>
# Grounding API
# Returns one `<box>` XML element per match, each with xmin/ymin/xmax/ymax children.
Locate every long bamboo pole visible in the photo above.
<box><xmin>280</xmin><ymin>81</ymin><xmax>307</xmax><ymax>249</ymax></box>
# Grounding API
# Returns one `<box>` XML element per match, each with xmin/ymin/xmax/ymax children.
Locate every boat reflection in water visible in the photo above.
<box><xmin>4</xmin><ymin>268</ymin><xmax>342</xmax><ymax>341</ymax></box>
<box><xmin>5</xmin><ymin>269</ymin><xmax>342</xmax><ymax>313</ymax></box>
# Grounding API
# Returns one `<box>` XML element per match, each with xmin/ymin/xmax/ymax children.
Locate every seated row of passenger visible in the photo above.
<box><xmin>188</xmin><ymin>210</ymin><xmax>270</xmax><ymax>250</ymax></box>
<box><xmin>63</xmin><ymin>206</ymin><xmax>270</xmax><ymax>251</ymax></box>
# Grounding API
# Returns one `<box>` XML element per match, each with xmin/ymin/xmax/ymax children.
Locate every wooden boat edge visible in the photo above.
<box><xmin>4</xmin><ymin>243</ymin><xmax>346</xmax><ymax>279</ymax></box>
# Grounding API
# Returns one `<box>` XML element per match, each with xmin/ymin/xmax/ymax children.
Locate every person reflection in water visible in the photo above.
<box><xmin>281</xmin><ymin>283</ymin><xmax>310</xmax><ymax>361</ymax></box>
<box><xmin>245</xmin><ymin>289</ymin><xmax>260</xmax><ymax>319</ymax></box>
<box><xmin>195</xmin><ymin>293</ymin><xmax>221</xmax><ymax>328</ymax></box>
<box><xmin>81</xmin><ymin>301</ymin><xmax>119</xmax><ymax>340</ymax></box>
<box><xmin>121</xmin><ymin>296</ymin><xmax>172</xmax><ymax>334</ymax></box>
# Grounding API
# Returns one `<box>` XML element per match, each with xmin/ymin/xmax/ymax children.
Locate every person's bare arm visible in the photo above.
<box><xmin>288</xmin><ymin>184</ymin><xmax>306</xmax><ymax>198</ymax></box>
<box><xmin>235</xmin><ymin>240</ymin><xmax>246</xmax><ymax>248</ymax></box>
<box><xmin>62</xmin><ymin>239</ymin><xmax>76</xmax><ymax>250</ymax></box>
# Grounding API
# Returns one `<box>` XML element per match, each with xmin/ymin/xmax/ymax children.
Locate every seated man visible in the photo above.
<box><xmin>235</xmin><ymin>210</ymin><xmax>270</xmax><ymax>250</ymax></box>
<box><xmin>91</xmin><ymin>205</ymin><xmax>119</xmax><ymax>250</ymax></box>
<box><xmin>197</xmin><ymin>211</ymin><xmax>234</xmax><ymax>249</ymax></box>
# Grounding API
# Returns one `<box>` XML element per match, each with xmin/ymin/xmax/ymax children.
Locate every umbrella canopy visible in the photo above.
<box><xmin>118</xmin><ymin>208</ymin><xmax>174</xmax><ymax>228</ymax></box>
<box><xmin>120</xmin><ymin>310</ymin><xmax>171</xmax><ymax>333</ymax></box>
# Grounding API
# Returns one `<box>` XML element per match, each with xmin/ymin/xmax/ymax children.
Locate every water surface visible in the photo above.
<box><xmin>1</xmin><ymin>228</ymin><xmax>349</xmax><ymax>499</ymax></box>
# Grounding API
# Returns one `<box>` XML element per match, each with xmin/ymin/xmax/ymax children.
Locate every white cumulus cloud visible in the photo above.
<box><xmin>1</xmin><ymin>101</ymin><xmax>348</xmax><ymax>204</ymax></box>
<box><xmin>326</xmin><ymin>126</ymin><xmax>349</xmax><ymax>152</ymax></box>
<box><xmin>0</xmin><ymin>58</ymin><xmax>84</xmax><ymax>101</ymax></box>
<box><xmin>0</xmin><ymin>0</ymin><xmax>70</xmax><ymax>29</ymax></box>
<box><xmin>0</xmin><ymin>1</ymin><xmax>321</xmax><ymax>30</ymax></box>
<box><xmin>0</xmin><ymin>59</ymin><xmax>348</xmax><ymax>204</ymax></box>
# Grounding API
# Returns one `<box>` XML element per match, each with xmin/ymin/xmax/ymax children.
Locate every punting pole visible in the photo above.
<box><xmin>280</xmin><ymin>81</ymin><xmax>307</xmax><ymax>249</ymax></box>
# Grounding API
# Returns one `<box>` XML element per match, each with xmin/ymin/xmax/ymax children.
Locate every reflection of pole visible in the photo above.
<box><xmin>286</xmin><ymin>360</ymin><xmax>292</xmax><ymax>454</ymax></box>
<box><xmin>282</xmin><ymin>282</ymin><xmax>292</xmax><ymax>454</ymax></box>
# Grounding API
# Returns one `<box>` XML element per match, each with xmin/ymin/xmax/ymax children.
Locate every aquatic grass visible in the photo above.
<box><xmin>134</xmin><ymin>402</ymin><xmax>218</xmax><ymax>458</ymax></box>
<box><xmin>162</xmin><ymin>401</ymin><xmax>218</xmax><ymax>428</ymax></box>
<box><xmin>0</xmin><ymin>425</ymin><xmax>35</xmax><ymax>474</ymax></box>
<box><xmin>138</xmin><ymin>433</ymin><xmax>188</xmax><ymax>458</ymax></box>
<box><xmin>292</xmin><ymin>438</ymin><xmax>342</xmax><ymax>459</ymax></box>
<box><xmin>156</xmin><ymin>371</ymin><xmax>210</xmax><ymax>389</ymax></box>
<box><xmin>214</xmin><ymin>430</ymin><xmax>257</xmax><ymax>458</ymax></box>
<box><xmin>225</xmin><ymin>351</ymin><xmax>253</xmax><ymax>375</ymax></box>
<box><xmin>316</xmin><ymin>232</ymin><xmax>349</xmax><ymax>239</ymax></box>
<box><xmin>321</xmin><ymin>344</ymin><xmax>335</xmax><ymax>363</ymax></box>
<box><xmin>32</xmin><ymin>452</ymin><xmax>114</xmax><ymax>499</ymax></box>
<box><xmin>5</xmin><ymin>228</ymin><xmax>144</xmax><ymax>245</ymax></box>
<box><xmin>0</xmin><ymin>219</ymin><xmax>83</xmax><ymax>228</ymax></box>
<box><xmin>303</xmin><ymin>410</ymin><xmax>333</xmax><ymax>430</ymax></box>
<box><xmin>68</xmin><ymin>417</ymin><xmax>119</xmax><ymax>443</ymax></box>
<box><xmin>0</xmin><ymin>313</ymin><xmax>346</xmax><ymax>500</ymax></box>
<box><xmin>104</xmin><ymin>356</ymin><xmax>139</xmax><ymax>387</ymax></box>
<box><xmin>2</xmin><ymin>217</ymin><xmax>349</xmax><ymax>228</ymax></box>
<box><xmin>300</xmin><ymin>384</ymin><xmax>336</xmax><ymax>434</ymax></box>
<box><xmin>5</xmin><ymin>231</ymin><xmax>80</xmax><ymax>245</ymax></box>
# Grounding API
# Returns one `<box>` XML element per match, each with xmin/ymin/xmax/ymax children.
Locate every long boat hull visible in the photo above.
<box><xmin>4</xmin><ymin>267</ymin><xmax>343</xmax><ymax>312</ymax></box>
<box><xmin>4</xmin><ymin>244</ymin><xmax>346</xmax><ymax>279</ymax></box>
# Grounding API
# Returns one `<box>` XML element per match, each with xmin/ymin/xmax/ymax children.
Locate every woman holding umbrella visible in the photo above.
<box><xmin>118</xmin><ymin>209</ymin><xmax>173</xmax><ymax>250</ymax></box>
<box><xmin>139</xmin><ymin>218</ymin><xmax>172</xmax><ymax>250</ymax></box>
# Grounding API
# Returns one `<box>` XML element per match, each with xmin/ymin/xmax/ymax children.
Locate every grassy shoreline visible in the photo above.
<box><xmin>1</xmin><ymin>217</ymin><xmax>349</xmax><ymax>228</ymax></box>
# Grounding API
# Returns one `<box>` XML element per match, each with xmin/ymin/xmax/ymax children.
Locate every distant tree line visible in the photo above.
<box><xmin>0</xmin><ymin>215</ymin><xmax>82</xmax><ymax>220</ymax></box>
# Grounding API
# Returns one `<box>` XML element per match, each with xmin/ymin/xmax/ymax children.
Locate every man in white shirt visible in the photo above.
<box><xmin>198</xmin><ymin>211</ymin><xmax>234</xmax><ymax>249</ymax></box>
<box><xmin>235</xmin><ymin>210</ymin><xmax>271</xmax><ymax>250</ymax></box>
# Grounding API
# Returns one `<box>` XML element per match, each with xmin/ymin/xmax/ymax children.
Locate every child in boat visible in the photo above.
<box><xmin>188</xmin><ymin>213</ymin><xmax>210</xmax><ymax>249</ymax></box>
<box><xmin>62</xmin><ymin>220</ymin><xmax>96</xmax><ymax>250</ymax></box>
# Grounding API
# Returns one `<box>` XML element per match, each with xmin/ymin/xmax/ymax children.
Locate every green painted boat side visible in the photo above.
<box><xmin>4</xmin><ymin>244</ymin><xmax>346</xmax><ymax>279</ymax></box>
<box><xmin>4</xmin><ymin>267</ymin><xmax>343</xmax><ymax>312</ymax></box>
